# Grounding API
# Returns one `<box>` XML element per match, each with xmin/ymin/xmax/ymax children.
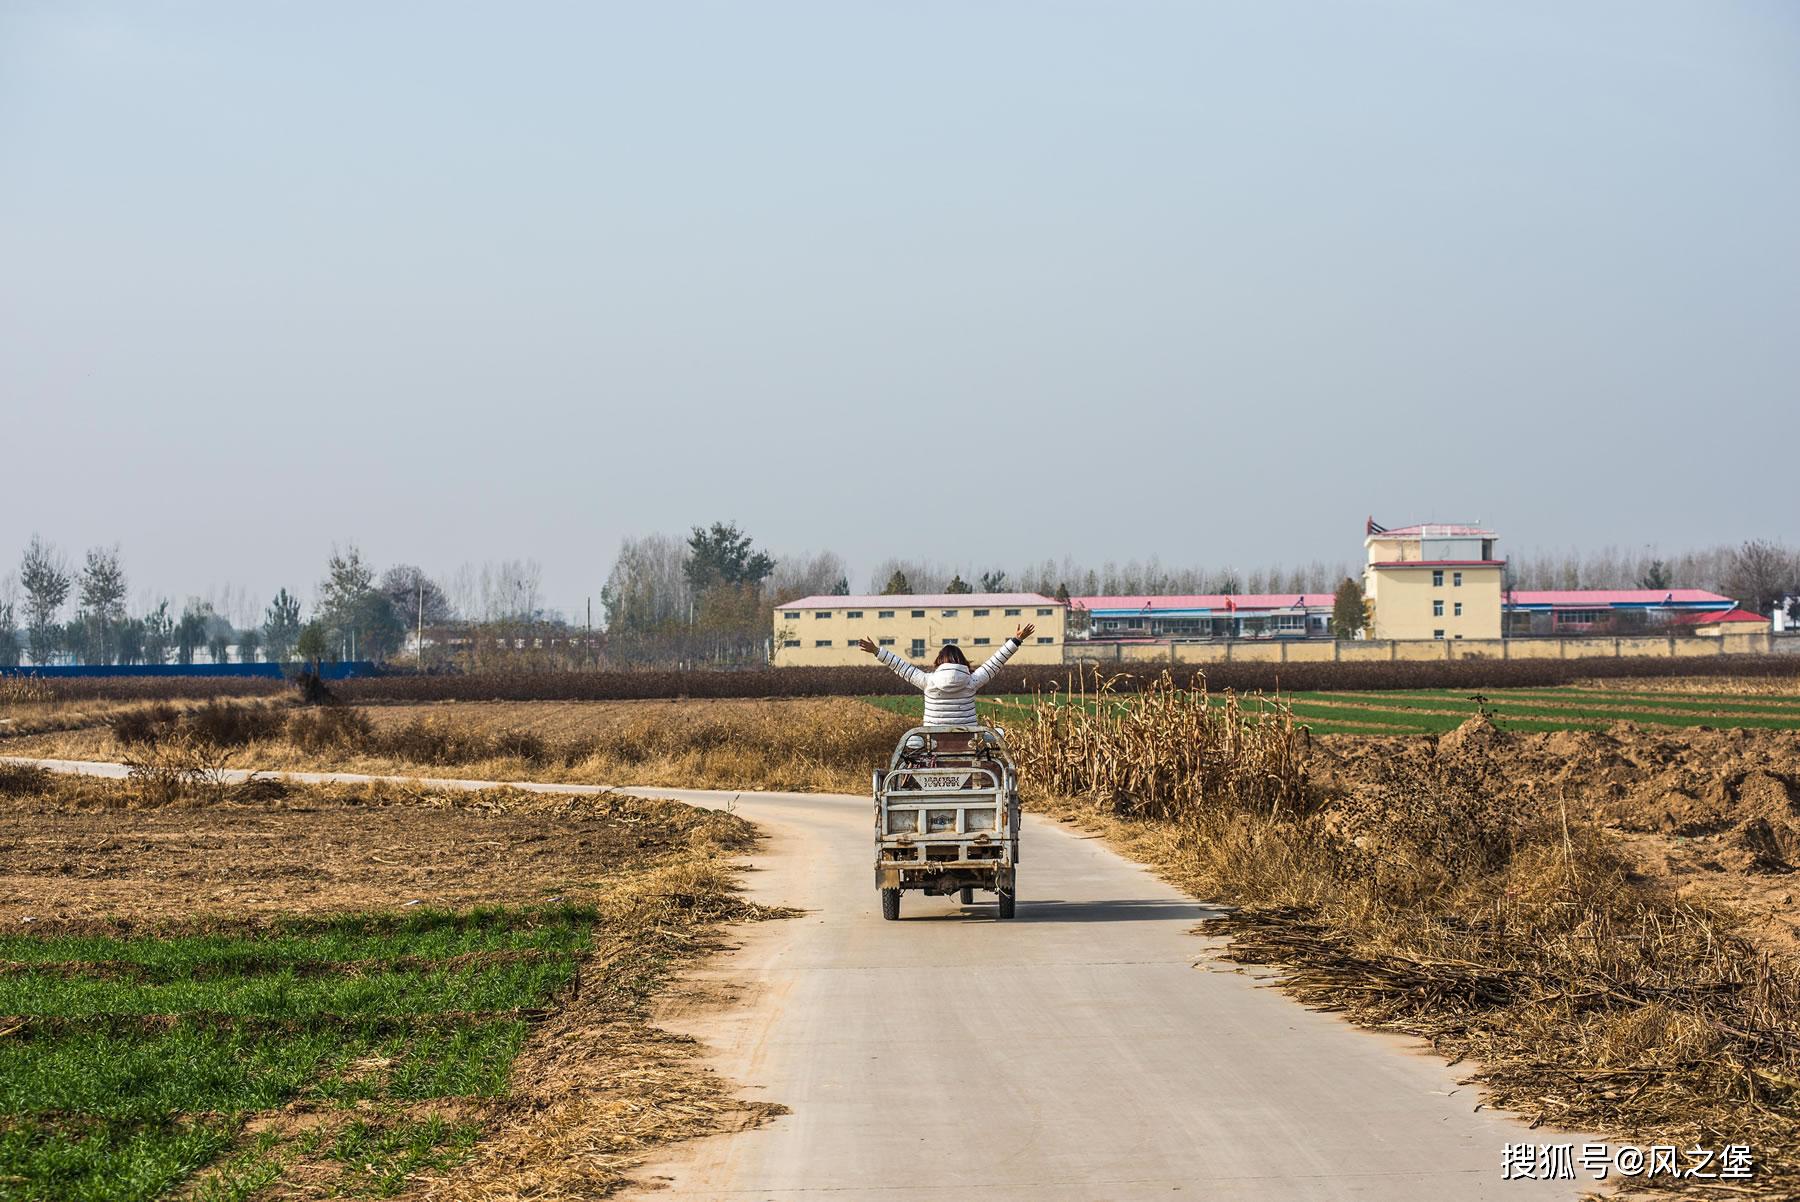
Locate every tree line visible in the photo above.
<box><xmin>5</xmin><ymin>529</ymin><xmax>1795</xmax><ymax>670</ymax></box>
<box><xmin>0</xmin><ymin>537</ymin><xmax>497</xmax><ymax>669</ymax></box>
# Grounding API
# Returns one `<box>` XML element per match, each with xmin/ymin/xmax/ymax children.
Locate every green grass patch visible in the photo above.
<box><xmin>0</xmin><ymin>906</ymin><xmax>596</xmax><ymax>1200</ymax></box>
<box><xmin>874</xmin><ymin>684</ymin><xmax>1800</xmax><ymax>735</ymax></box>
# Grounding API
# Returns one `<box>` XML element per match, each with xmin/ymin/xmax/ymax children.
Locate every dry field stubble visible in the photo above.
<box><xmin>0</xmin><ymin>764</ymin><xmax>792</xmax><ymax>1200</ymax></box>
<box><xmin>0</xmin><ymin>676</ymin><xmax>274</xmax><ymax>745</ymax></box>
<box><xmin>1012</xmin><ymin>675</ymin><xmax>1800</xmax><ymax>1194</ymax></box>
<box><xmin>4</xmin><ymin>697</ymin><xmax>912</xmax><ymax>795</ymax></box>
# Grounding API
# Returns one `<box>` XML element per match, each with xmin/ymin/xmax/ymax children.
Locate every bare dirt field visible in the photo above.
<box><xmin>0</xmin><ymin>769</ymin><xmax>743</xmax><ymax>931</ymax></box>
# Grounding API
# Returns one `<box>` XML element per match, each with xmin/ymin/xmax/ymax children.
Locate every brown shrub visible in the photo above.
<box><xmin>285</xmin><ymin>706</ymin><xmax>375</xmax><ymax>754</ymax></box>
<box><xmin>107</xmin><ymin>703</ymin><xmax>181</xmax><ymax>746</ymax></box>
<box><xmin>0</xmin><ymin>761</ymin><xmax>51</xmax><ymax>797</ymax></box>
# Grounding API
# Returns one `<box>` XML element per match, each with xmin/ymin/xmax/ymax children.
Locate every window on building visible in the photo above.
<box><xmin>1432</xmin><ymin>570</ymin><xmax>1444</xmax><ymax>587</ymax></box>
<box><xmin>846</xmin><ymin>611</ymin><xmax>863</xmax><ymax>619</ymax></box>
<box><xmin>1036</xmin><ymin>637</ymin><xmax>1054</xmax><ymax>644</ymax></box>
<box><xmin>1004</xmin><ymin>608</ymin><xmax>1021</xmax><ymax>616</ymax></box>
<box><xmin>782</xmin><ymin>611</ymin><xmax>799</xmax><ymax>620</ymax></box>
<box><xmin>814</xmin><ymin>639</ymin><xmax>831</xmax><ymax>647</ymax></box>
<box><xmin>1453</xmin><ymin>602</ymin><xmax>1463</xmax><ymax>617</ymax></box>
<box><xmin>782</xmin><ymin>639</ymin><xmax>800</xmax><ymax>647</ymax></box>
<box><xmin>878</xmin><ymin>637</ymin><xmax>895</xmax><ymax>646</ymax></box>
<box><xmin>911</xmin><ymin>610</ymin><xmax>925</xmax><ymax>618</ymax></box>
<box><xmin>814</xmin><ymin>611</ymin><xmax>829</xmax><ymax>619</ymax></box>
<box><xmin>910</xmin><ymin>639</ymin><xmax>926</xmax><ymax>656</ymax></box>
<box><xmin>877</xmin><ymin>610</ymin><xmax>894</xmax><ymax>619</ymax></box>
<box><xmin>942</xmin><ymin>637</ymin><xmax>958</xmax><ymax>645</ymax></box>
<box><xmin>973</xmin><ymin>608</ymin><xmax>989</xmax><ymax>617</ymax></box>
<box><xmin>1433</xmin><ymin>629</ymin><xmax>1445</xmax><ymax>639</ymax></box>
<box><xmin>973</xmin><ymin>637</ymin><xmax>991</xmax><ymax>645</ymax></box>
<box><xmin>1433</xmin><ymin>600</ymin><xmax>1445</xmax><ymax>617</ymax></box>
<box><xmin>1453</xmin><ymin>571</ymin><xmax>1463</xmax><ymax>587</ymax></box>
<box><xmin>942</xmin><ymin>610</ymin><xmax>958</xmax><ymax>617</ymax></box>
<box><xmin>1277</xmin><ymin>614</ymin><xmax>1304</xmax><ymax>630</ymax></box>
<box><xmin>1037</xmin><ymin>608</ymin><xmax>1053</xmax><ymax>616</ymax></box>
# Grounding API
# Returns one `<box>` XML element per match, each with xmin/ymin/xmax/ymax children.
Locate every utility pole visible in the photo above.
<box><xmin>417</xmin><ymin>582</ymin><xmax>425</xmax><ymax>670</ymax></box>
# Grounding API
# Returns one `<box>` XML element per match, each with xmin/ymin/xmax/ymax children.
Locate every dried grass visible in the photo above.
<box><xmin>1028</xmin><ymin>682</ymin><xmax>1800</xmax><ymax>1194</ymax></box>
<box><xmin>410</xmin><ymin>854</ymin><xmax>792</xmax><ymax>1201</ymax></box>
<box><xmin>1011</xmin><ymin>671</ymin><xmax>1309</xmax><ymax>821</ymax></box>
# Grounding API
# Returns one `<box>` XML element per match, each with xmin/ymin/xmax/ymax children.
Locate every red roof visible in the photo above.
<box><xmin>1672</xmin><ymin>608</ymin><xmax>1767</xmax><ymax>626</ymax></box>
<box><xmin>1369</xmin><ymin>560</ymin><xmax>1504</xmax><ymax>569</ymax></box>
<box><xmin>1509</xmin><ymin>589</ymin><xmax>1733</xmax><ymax>608</ymax></box>
<box><xmin>777</xmin><ymin>592</ymin><xmax>1058</xmax><ymax>610</ymax></box>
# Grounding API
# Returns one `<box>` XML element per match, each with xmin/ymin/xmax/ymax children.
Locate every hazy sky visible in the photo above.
<box><xmin>3</xmin><ymin>1</ymin><xmax>1797</xmax><ymax>619</ymax></box>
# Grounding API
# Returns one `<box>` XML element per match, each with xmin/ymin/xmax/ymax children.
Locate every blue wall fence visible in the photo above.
<box><xmin>0</xmin><ymin>662</ymin><xmax>378</xmax><ymax>680</ymax></box>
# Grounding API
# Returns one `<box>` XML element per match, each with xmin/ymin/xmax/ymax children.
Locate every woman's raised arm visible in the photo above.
<box><xmin>862</xmin><ymin>637</ymin><xmax>927</xmax><ymax>690</ymax></box>
<box><xmin>970</xmin><ymin>622</ymin><xmax>1033</xmax><ymax>689</ymax></box>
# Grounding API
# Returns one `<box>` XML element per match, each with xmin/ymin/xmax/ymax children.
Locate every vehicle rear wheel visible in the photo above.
<box><xmin>959</xmin><ymin>887</ymin><xmax>973</xmax><ymax>905</ymax></box>
<box><xmin>996</xmin><ymin>887</ymin><xmax>1016</xmax><ymax>920</ymax></box>
<box><xmin>881</xmin><ymin>888</ymin><xmax>901</xmax><ymax>921</ymax></box>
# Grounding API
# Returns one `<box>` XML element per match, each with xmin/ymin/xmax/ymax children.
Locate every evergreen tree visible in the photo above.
<box><xmin>142</xmin><ymin>601</ymin><xmax>174</xmax><ymax>664</ymax></box>
<box><xmin>318</xmin><ymin>546</ymin><xmax>402</xmax><ymax>661</ymax></box>
<box><xmin>1638</xmin><ymin>560</ymin><xmax>1672</xmax><ymax>591</ymax></box>
<box><xmin>0</xmin><ymin>597</ymin><xmax>19</xmax><ymax>667</ymax></box>
<box><xmin>295</xmin><ymin>621</ymin><xmax>328</xmax><ymax>668</ymax></box>
<box><xmin>262</xmin><ymin>589</ymin><xmax>303</xmax><ymax>663</ymax></box>
<box><xmin>684</xmin><ymin>522</ymin><xmax>774</xmax><ymax>593</ymax></box>
<box><xmin>944</xmin><ymin>575</ymin><xmax>973</xmax><ymax>594</ymax></box>
<box><xmin>882</xmin><ymin>570</ymin><xmax>911</xmax><ymax>595</ymax></box>
<box><xmin>1331</xmin><ymin>577</ymin><xmax>1365</xmax><ymax>640</ymax></box>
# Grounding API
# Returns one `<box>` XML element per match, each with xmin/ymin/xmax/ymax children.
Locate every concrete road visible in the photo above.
<box><xmin>7</xmin><ymin>758</ymin><xmax>1590</xmax><ymax>1200</ymax></box>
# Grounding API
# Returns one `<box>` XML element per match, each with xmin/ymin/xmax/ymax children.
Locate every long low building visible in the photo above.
<box><xmin>1502</xmin><ymin>589</ymin><xmax>1737</xmax><ymax>635</ymax></box>
<box><xmin>771</xmin><ymin>593</ymin><xmax>1067</xmax><ymax>666</ymax></box>
<box><xmin>1075</xmin><ymin>594</ymin><xmax>1334</xmax><ymax>640</ymax></box>
<box><xmin>1073</xmin><ymin>586</ymin><xmax>1741</xmax><ymax>644</ymax></box>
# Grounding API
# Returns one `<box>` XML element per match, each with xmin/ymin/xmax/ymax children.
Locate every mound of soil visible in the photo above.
<box><xmin>1317</xmin><ymin>718</ymin><xmax>1800</xmax><ymax>953</ymax></box>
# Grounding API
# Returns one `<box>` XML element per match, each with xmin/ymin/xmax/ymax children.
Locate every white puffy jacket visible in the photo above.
<box><xmin>876</xmin><ymin>639</ymin><xmax>1020</xmax><ymax>726</ymax></box>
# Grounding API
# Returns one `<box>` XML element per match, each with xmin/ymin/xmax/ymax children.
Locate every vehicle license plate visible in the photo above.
<box><xmin>920</xmin><ymin>774</ymin><xmax>966</xmax><ymax>790</ymax></box>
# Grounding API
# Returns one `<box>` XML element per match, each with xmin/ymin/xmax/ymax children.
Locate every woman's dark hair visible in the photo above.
<box><xmin>934</xmin><ymin>645</ymin><xmax>969</xmax><ymax>667</ymax></box>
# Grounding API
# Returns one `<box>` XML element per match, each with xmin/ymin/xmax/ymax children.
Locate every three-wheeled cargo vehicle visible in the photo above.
<box><xmin>873</xmin><ymin>725</ymin><xmax>1021</xmax><ymax>920</ymax></box>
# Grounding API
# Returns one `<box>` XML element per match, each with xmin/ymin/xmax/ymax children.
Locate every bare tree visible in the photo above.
<box><xmin>380</xmin><ymin>565</ymin><xmax>452</xmax><ymax>624</ymax></box>
<box><xmin>767</xmin><ymin>550</ymin><xmax>848</xmax><ymax>605</ymax></box>
<box><xmin>77</xmin><ymin>546</ymin><xmax>129</xmax><ymax>664</ymax></box>
<box><xmin>1724</xmin><ymin>540</ymin><xmax>1799</xmax><ymax>615</ymax></box>
<box><xmin>19</xmin><ymin>535</ymin><xmax>71</xmax><ymax>665</ymax></box>
<box><xmin>601</xmin><ymin>537</ymin><xmax>690</xmax><ymax>632</ymax></box>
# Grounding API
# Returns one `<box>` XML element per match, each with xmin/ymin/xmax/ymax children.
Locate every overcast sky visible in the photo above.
<box><xmin>3</xmin><ymin>1</ymin><xmax>1796</xmax><ymax>619</ymax></box>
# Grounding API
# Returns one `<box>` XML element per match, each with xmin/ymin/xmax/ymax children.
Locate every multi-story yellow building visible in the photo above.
<box><xmin>1363</xmin><ymin>521</ymin><xmax>1504</xmax><ymax>640</ymax></box>
<box><xmin>771</xmin><ymin>593</ymin><xmax>1068</xmax><ymax>667</ymax></box>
